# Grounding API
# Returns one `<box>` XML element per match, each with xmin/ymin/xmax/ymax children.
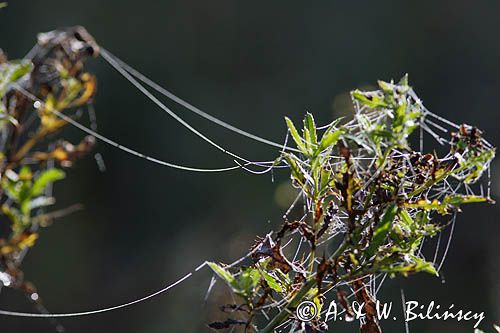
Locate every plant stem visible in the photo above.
<box><xmin>259</xmin><ymin>240</ymin><xmax>348</xmax><ymax>333</ymax></box>
<box><xmin>259</xmin><ymin>278</ymin><xmax>316</xmax><ymax>333</ymax></box>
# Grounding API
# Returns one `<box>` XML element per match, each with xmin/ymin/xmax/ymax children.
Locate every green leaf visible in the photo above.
<box><xmin>285</xmin><ymin>117</ymin><xmax>307</xmax><ymax>154</ymax></box>
<box><xmin>414</xmin><ymin>211</ymin><xmax>429</xmax><ymax>227</ymax></box>
<box><xmin>367</xmin><ymin>204</ymin><xmax>398</xmax><ymax>257</ymax></box>
<box><xmin>392</xmin><ymin>103</ymin><xmax>407</xmax><ymax>133</ymax></box>
<box><xmin>208</xmin><ymin>262</ymin><xmax>260</xmax><ymax>298</ymax></box>
<box><xmin>59</xmin><ymin>77</ymin><xmax>83</xmax><ymax>106</ymax></box>
<box><xmin>208</xmin><ymin>262</ymin><xmax>236</xmax><ymax>286</ymax></box>
<box><xmin>0</xmin><ymin>60</ymin><xmax>33</xmax><ymax>97</ymax></box>
<box><xmin>2</xmin><ymin>179</ymin><xmax>19</xmax><ymax>202</ymax></box>
<box><xmin>0</xmin><ymin>3</ymin><xmax>7</xmax><ymax>9</ymax></box>
<box><xmin>303</xmin><ymin>127</ymin><xmax>313</xmax><ymax>154</ymax></box>
<box><xmin>275</xmin><ymin>269</ymin><xmax>292</xmax><ymax>287</ymax></box>
<box><xmin>404</xmin><ymin>199</ymin><xmax>448</xmax><ymax>215</ymax></box>
<box><xmin>404</xmin><ymin>195</ymin><xmax>489</xmax><ymax>215</ymax></box>
<box><xmin>30</xmin><ymin>168</ymin><xmax>66</xmax><ymax>197</ymax></box>
<box><xmin>1</xmin><ymin>204</ymin><xmax>22</xmax><ymax>230</ymax></box>
<box><xmin>411</xmin><ymin>256</ymin><xmax>438</xmax><ymax>276</ymax></box>
<box><xmin>444</xmin><ymin>195</ymin><xmax>488</xmax><ymax>206</ymax></box>
<box><xmin>236</xmin><ymin>268</ymin><xmax>261</xmax><ymax>297</ymax></box>
<box><xmin>318</xmin><ymin>128</ymin><xmax>344</xmax><ymax>152</ymax></box>
<box><xmin>382</xmin><ymin>256</ymin><xmax>438</xmax><ymax>277</ymax></box>
<box><xmin>398</xmin><ymin>209</ymin><xmax>414</xmax><ymax>229</ymax></box>
<box><xmin>283</xmin><ymin>153</ymin><xmax>308</xmax><ymax>192</ymax></box>
<box><xmin>262</xmin><ymin>271</ymin><xmax>283</xmax><ymax>293</ymax></box>
<box><xmin>18</xmin><ymin>166</ymin><xmax>32</xmax><ymax>181</ymax></box>
<box><xmin>304</xmin><ymin>113</ymin><xmax>317</xmax><ymax>145</ymax></box>
<box><xmin>463</xmin><ymin>148</ymin><xmax>496</xmax><ymax>184</ymax></box>
<box><xmin>351</xmin><ymin>90</ymin><xmax>388</xmax><ymax>109</ymax></box>
<box><xmin>398</xmin><ymin>74</ymin><xmax>409</xmax><ymax>86</ymax></box>
<box><xmin>377</xmin><ymin>80</ymin><xmax>395</xmax><ymax>94</ymax></box>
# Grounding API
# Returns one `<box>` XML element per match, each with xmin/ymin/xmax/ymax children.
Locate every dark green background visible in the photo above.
<box><xmin>0</xmin><ymin>1</ymin><xmax>499</xmax><ymax>332</ymax></box>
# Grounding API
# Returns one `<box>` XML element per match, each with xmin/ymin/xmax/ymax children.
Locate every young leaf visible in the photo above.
<box><xmin>304</xmin><ymin>113</ymin><xmax>317</xmax><ymax>145</ymax></box>
<box><xmin>351</xmin><ymin>90</ymin><xmax>388</xmax><ymax>109</ymax></box>
<box><xmin>31</xmin><ymin>168</ymin><xmax>66</xmax><ymax>197</ymax></box>
<box><xmin>262</xmin><ymin>271</ymin><xmax>283</xmax><ymax>293</ymax></box>
<box><xmin>283</xmin><ymin>153</ymin><xmax>311</xmax><ymax>192</ymax></box>
<box><xmin>303</xmin><ymin>127</ymin><xmax>313</xmax><ymax>154</ymax></box>
<box><xmin>285</xmin><ymin>117</ymin><xmax>307</xmax><ymax>154</ymax></box>
<box><xmin>208</xmin><ymin>262</ymin><xmax>236</xmax><ymax>285</ymax></box>
<box><xmin>318</xmin><ymin>128</ymin><xmax>344</xmax><ymax>152</ymax></box>
<box><xmin>1</xmin><ymin>204</ymin><xmax>22</xmax><ymax>230</ymax></box>
<box><xmin>208</xmin><ymin>262</ymin><xmax>236</xmax><ymax>290</ymax></box>
<box><xmin>398</xmin><ymin>209</ymin><xmax>414</xmax><ymax>229</ymax></box>
<box><xmin>398</xmin><ymin>73</ymin><xmax>409</xmax><ymax>86</ymax></box>
<box><xmin>410</xmin><ymin>256</ymin><xmax>438</xmax><ymax>276</ymax></box>
<box><xmin>18</xmin><ymin>165</ymin><xmax>32</xmax><ymax>181</ymax></box>
<box><xmin>377</xmin><ymin>80</ymin><xmax>395</xmax><ymax>94</ymax></box>
<box><xmin>236</xmin><ymin>268</ymin><xmax>261</xmax><ymax>297</ymax></box>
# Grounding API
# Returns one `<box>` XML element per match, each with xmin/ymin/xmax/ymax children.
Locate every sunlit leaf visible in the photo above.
<box><xmin>398</xmin><ymin>209</ymin><xmax>414</xmax><ymax>230</ymax></box>
<box><xmin>404</xmin><ymin>195</ymin><xmax>489</xmax><ymax>215</ymax></box>
<box><xmin>236</xmin><ymin>268</ymin><xmax>261</xmax><ymax>297</ymax></box>
<box><xmin>208</xmin><ymin>262</ymin><xmax>236</xmax><ymax>286</ymax></box>
<box><xmin>262</xmin><ymin>271</ymin><xmax>283</xmax><ymax>293</ymax></box>
<box><xmin>31</xmin><ymin>168</ymin><xmax>66</xmax><ymax>197</ymax></box>
<box><xmin>351</xmin><ymin>90</ymin><xmax>388</xmax><ymax>109</ymax></box>
<box><xmin>318</xmin><ymin>128</ymin><xmax>344</xmax><ymax>152</ymax></box>
<box><xmin>285</xmin><ymin>117</ymin><xmax>307</xmax><ymax>154</ymax></box>
<box><xmin>382</xmin><ymin>255</ymin><xmax>438</xmax><ymax>277</ymax></box>
<box><xmin>304</xmin><ymin>112</ymin><xmax>317</xmax><ymax>145</ymax></box>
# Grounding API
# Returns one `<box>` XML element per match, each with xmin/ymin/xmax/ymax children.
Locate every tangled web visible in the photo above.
<box><xmin>205</xmin><ymin>77</ymin><xmax>495</xmax><ymax>333</ymax></box>
<box><xmin>0</xmin><ymin>27</ymin><xmax>495</xmax><ymax>333</ymax></box>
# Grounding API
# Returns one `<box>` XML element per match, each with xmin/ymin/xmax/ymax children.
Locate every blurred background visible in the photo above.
<box><xmin>0</xmin><ymin>1</ymin><xmax>499</xmax><ymax>332</ymax></box>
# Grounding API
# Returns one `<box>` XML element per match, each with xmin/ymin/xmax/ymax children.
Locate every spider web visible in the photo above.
<box><xmin>0</xmin><ymin>46</ymin><xmax>494</xmax><ymax>333</ymax></box>
<box><xmin>269</xmin><ymin>86</ymin><xmax>494</xmax><ymax>332</ymax></box>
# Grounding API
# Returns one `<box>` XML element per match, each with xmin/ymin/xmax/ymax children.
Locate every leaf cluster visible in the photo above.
<box><xmin>208</xmin><ymin>76</ymin><xmax>495</xmax><ymax>332</ymax></box>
